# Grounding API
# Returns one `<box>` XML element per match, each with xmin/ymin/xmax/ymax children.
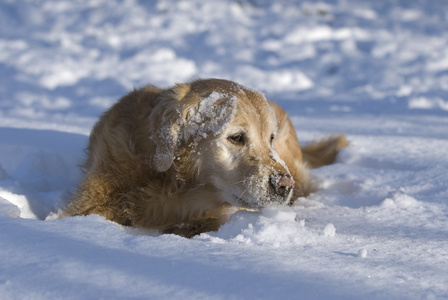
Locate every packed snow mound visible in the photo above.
<box><xmin>0</xmin><ymin>128</ymin><xmax>85</xmax><ymax>219</ymax></box>
<box><xmin>200</xmin><ymin>208</ymin><xmax>310</xmax><ymax>247</ymax></box>
<box><xmin>203</xmin><ymin>208</ymin><xmax>339</xmax><ymax>247</ymax></box>
<box><xmin>0</xmin><ymin>196</ymin><xmax>21</xmax><ymax>218</ymax></box>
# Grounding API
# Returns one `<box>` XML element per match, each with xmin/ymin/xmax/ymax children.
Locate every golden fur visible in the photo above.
<box><xmin>61</xmin><ymin>78</ymin><xmax>347</xmax><ymax>237</ymax></box>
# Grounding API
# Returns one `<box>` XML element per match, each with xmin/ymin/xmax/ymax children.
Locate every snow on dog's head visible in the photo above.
<box><xmin>148</xmin><ymin>78</ymin><xmax>294</xmax><ymax>207</ymax></box>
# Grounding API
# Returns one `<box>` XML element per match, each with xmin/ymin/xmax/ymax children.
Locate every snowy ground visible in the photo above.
<box><xmin>1</xmin><ymin>0</ymin><xmax>448</xmax><ymax>299</ymax></box>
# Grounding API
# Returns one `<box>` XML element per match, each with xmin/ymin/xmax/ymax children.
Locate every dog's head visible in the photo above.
<box><xmin>147</xmin><ymin>79</ymin><xmax>294</xmax><ymax>207</ymax></box>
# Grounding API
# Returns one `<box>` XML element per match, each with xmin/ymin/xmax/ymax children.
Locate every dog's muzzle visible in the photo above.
<box><xmin>269</xmin><ymin>173</ymin><xmax>295</xmax><ymax>198</ymax></box>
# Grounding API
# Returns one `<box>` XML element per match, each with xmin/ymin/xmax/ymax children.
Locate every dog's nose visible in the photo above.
<box><xmin>270</xmin><ymin>173</ymin><xmax>295</xmax><ymax>197</ymax></box>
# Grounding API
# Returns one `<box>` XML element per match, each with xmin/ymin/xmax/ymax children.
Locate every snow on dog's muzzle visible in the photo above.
<box><xmin>269</xmin><ymin>173</ymin><xmax>295</xmax><ymax>199</ymax></box>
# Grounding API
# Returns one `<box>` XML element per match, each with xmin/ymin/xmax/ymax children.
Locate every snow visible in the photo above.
<box><xmin>183</xmin><ymin>91</ymin><xmax>237</xmax><ymax>142</ymax></box>
<box><xmin>357</xmin><ymin>248</ymin><xmax>368</xmax><ymax>259</ymax></box>
<box><xmin>322</xmin><ymin>223</ymin><xmax>336</xmax><ymax>237</ymax></box>
<box><xmin>1</xmin><ymin>0</ymin><xmax>448</xmax><ymax>299</ymax></box>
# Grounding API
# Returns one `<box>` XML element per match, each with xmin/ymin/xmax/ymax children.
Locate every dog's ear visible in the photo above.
<box><xmin>147</xmin><ymin>83</ymin><xmax>190</xmax><ymax>172</ymax></box>
<box><xmin>180</xmin><ymin>91</ymin><xmax>237</xmax><ymax>144</ymax></box>
<box><xmin>147</xmin><ymin>81</ymin><xmax>238</xmax><ymax>172</ymax></box>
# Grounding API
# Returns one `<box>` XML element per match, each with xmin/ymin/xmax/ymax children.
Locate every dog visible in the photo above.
<box><xmin>61</xmin><ymin>78</ymin><xmax>347</xmax><ymax>237</ymax></box>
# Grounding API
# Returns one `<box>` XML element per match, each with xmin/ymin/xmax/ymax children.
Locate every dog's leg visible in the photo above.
<box><xmin>162</xmin><ymin>217</ymin><xmax>223</xmax><ymax>238</ymax></box>
<box><xmin>160</xmin><ymin>204</ymin><xmax>238</xmax><ymax>238</ymax></box>
<box><xmin>60</xmin><ymin>173</ymin><xmax>133</xmax><ymax>225</ymax></box>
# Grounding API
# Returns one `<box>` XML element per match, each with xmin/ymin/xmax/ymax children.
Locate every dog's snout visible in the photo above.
<box><xmin>270</xmin><ymin>173</ymin><xmax>295</xmax><ymax>196</ymax></box>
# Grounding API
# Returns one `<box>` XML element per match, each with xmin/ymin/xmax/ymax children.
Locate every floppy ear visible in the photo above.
<box><xmin>147</xmin><ymin>82</ymin><xmax>238</xmax><ymax>172</ymax></box>
<box><xmin>180</xmin><ymin>91</ymin><xmax>237</xmax><ymax>143</ymax></box>
<box><xmin>147</xmin><ymin>83</ymin><xmax>190</xmax><ymax>172</ymax></box>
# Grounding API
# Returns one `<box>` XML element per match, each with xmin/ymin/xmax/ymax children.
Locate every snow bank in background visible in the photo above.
<box><xmin>1</xmin><ymin>0</ymin><xmax>448</xmax><ymax>133</ymax></box>
<box><xmin>1</xmin><ymin>0</ymin><xmax>448</xmax><ymax>299</ymax></box>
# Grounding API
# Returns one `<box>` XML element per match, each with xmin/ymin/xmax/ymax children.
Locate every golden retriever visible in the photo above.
<box><xmin>61</xmin><ymin>78</ymin><xmax>347</xmax><ymax>237</ymax></box>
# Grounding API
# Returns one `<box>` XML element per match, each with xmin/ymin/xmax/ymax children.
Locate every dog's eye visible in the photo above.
<box><xmin>270</xmin><ymin>134</ymin><xmax>275</xmax><ymax>145</ymax></box>
<box><xmin>228</xmin><ymin>133</ymin><xmax>245</xmax><ymax>146</ymax></box>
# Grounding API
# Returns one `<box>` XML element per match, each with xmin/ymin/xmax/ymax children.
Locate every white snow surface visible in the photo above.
<box><xmin>183</xmin><ymin>91</ymin><xmax>237</xmax><ymax>142</ymax></box>
<box><xmin>1</xmin><ymin>0</ymin><xmax>448</xmax><ymax>299</ymax></box>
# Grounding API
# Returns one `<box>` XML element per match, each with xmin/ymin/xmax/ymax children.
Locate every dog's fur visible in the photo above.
<box><xmin>61</xmin><ymin>79</ymin><xmax>347</xmax><ymax>237</ymax></box>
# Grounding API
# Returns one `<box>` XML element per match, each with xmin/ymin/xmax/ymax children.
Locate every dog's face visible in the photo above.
<box><xmin>148</xmin><ymin>79</ymin><xmax>294</xmax><ymax>208</ymax></box>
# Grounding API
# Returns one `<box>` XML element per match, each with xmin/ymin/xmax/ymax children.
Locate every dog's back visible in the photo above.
<box><xmin>62</xmin><ymin>86</ymin><xmax>164</xmax><ymax>225</ymax></box>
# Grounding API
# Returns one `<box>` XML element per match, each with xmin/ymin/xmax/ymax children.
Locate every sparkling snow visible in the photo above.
<box><xmin>1</xmin><ymin>0</ymin><xmax>448</xmax><ymax>299</ymax></box>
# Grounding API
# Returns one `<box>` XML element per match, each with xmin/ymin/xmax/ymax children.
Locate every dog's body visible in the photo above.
<box><xmin>62</xmin><ymin>79</ymin><xmax>347</xmax><ymax>237</ymax></box>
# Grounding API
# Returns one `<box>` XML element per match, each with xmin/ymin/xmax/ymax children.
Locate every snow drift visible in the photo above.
<box><xmin>1</xmin><ymin>0</ymin><xmax>448</xmax><ymax>299</ymax></box>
